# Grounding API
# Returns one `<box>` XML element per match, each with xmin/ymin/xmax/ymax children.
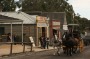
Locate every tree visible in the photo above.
<box><xmin>0</xmin><ymin>0</ymin><xmax>16</xmax><ymax>11</ymax></box>
<box><xmin>22</xmin><ymin>0</ymin><xmax>72</xmax><ymax>12</ymax></box>
<box><xmin>22</xmin><ymin>0</ymin><xmax>74</xmax><ymax>24</ymax></box>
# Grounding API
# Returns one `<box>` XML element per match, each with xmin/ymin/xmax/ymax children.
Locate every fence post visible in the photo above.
<box><xmin>10</xmin><ymin>43</ymin><xmax>13</xmax><ymax>55</ymax></box>
<box><xmin>23</xmin><ymin>43</ymin><xmax>25</xmax><ymax>53</ymax></box>
<box><xmin>30</xmin><ymin>43</ymin><xmax>33</xmax><ymax>52</ymax></box>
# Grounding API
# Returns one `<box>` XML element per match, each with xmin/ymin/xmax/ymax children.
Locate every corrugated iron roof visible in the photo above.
<box><xmin>0</xmin><ymin>14</ymin><xmax>23</xmax><ymax>23</ymax></box>
<box><xmin>0</xmin><ymin>12</ymin><xmax>37</xmax><ymax>24</ymax></box>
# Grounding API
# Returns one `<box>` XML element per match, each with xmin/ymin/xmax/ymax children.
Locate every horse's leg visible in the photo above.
<box><xmin>73</xmin><ymin>46</ymin><xmax>77</xmax><ymax>53</ymax></box>
<box><xmin>53</xmin><ymin>43</ymin><xmax>59</xmax><ymax>55</ymax></box>
<box><xmin>56</xmin><ymin>46</ymin><xmax>60</xmax><ymax>55</ymax></box>
<box><xmin>69</xmin><ymin>47</ymin><xmax>71</xmax><ymax>56</ymax></box>
<box><xmin>53</xmin><ymin>43</ymin><xmax>56</xmax><ymax>55</ymax></box>
<box><xmin>63</xmin><ymin>46</ymin><xmax>67</xmax><ymax>54</ymax></box>
<box><xmin>57</xmin><ymin>43</ymin><xmax>62</xmax><ymax>55</ymax></box>
<box><xmin>66</xmin><ymin>47</ymin><xmax>69</xmax><ymax>55</ymax></box>
<box><xmin>70</xmin><ymin>47</ymin><xmax>73</xmax><ymax>56</ymax></box>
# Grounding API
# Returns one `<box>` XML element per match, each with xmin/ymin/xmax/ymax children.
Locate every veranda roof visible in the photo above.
<box><xmin>0</xmin><ymin>12</ymin><xmax>36</xmax><ymax>24</ymax></box>
<box><xmin>0</xmin><ymin>14</ymin><xmax>23</xmax><ymax>43</ymax></box>
<box><xmin>0</xmin><ymin>14</ymin><xmax>23</xmax><ymax>23</ymax></box>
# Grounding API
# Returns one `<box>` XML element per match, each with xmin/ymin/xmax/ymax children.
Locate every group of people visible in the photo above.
<box><xmin>39</xmin><ymin>36</ymin><xmax>49</xmax><ymax>49</ymax></box>
<box><xmin>7</xmin><ymin>33</ymin><xmax>16</xmax><ymax>43</ymax></box>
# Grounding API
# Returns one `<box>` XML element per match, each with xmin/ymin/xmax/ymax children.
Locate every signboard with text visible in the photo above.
<box><xmin>29</xmin><ymin>36</ymin><xmax>35</xmax><ymax>47</ymax></box>
<box><xmin>52</xmin><ymin>21</ymin><xmax>60</xmax><ymax>30</ymax></box>
<box><xmin>36</xmin><ymin>16</ymin><xmax>47</xmax><ymax>27</ymax></box>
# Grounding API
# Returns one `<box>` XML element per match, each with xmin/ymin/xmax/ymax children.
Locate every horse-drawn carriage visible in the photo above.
<box><xmin>53</xmin><ymin>24</ymin><xmax>84</xmax><ymax>56</ymax></box>
<box><xmin>67</xmin><ymin>24</ymin><xmax>84</xmax><ymax>52</ymax></box>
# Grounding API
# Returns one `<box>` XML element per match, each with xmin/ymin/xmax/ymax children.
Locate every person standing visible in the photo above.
<box><xmin>39</xmin><ymin>35</ymin><xmax>47</xmax><ymax>49</ymax></box>
<box><xmin>46</xmin><ymin>37</ymin><xmax>49</xmax><ymax>49</ymax></box>
<box><xmin>42</xmin><ymin>36</ymin><xmax>46</xmax><ymax>49</ymax></box>
<box><xmin>7</xmin><ymin>33</ymin><xmax>11</xmax><ymax>42</ymax></box>
<box><xmin>39</xmin><ymin>36</ymin><xmax>43</xmax><ymax>48</ymax></box>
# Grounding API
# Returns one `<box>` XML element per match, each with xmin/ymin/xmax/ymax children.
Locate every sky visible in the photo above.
<box><xmin>68</xmin><ymin>0</ymin><xmax>90</xmax><ymax>20</ymax></box>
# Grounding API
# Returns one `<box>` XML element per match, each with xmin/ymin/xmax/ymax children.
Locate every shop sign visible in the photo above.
<box><xmin>52</xmin><ymin>21</ymin><xmax>60</xmax><ymax>26</ymax></box>
<box><xmin>36</xmin><ymin>16</ymin><xmax>48</xmax><ymax>27</ymax></box>
<box><xmin>36</xmin><ymin>16</ymin><xmax>46</xmax><ymax>23</ymax></box>
<box><xmin>29</xmin><ymin>36</ymin><xmax>35</xmax><ymax>47</ymax></box>
<box><xmin>63</xmin><ymin>25</ymin><xmax>68</xmax><ymax>30</ymax></box>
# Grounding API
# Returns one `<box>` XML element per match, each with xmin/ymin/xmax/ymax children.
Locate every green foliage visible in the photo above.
<box><xmin>22</xmin><ymin>0</ymin><xmax>70</xmax><ymax>12</ymax></box>
<box><xmin>22</xmin><ymin>0</ymin><xmax>75</xmax><ymax>24</ymax></box>
<box><xmin>74</xmin><ymin>15</ymin><xmax>90</xmax><ymax>33</ymax></box>
<box><xmin>0</xmin><ymin>0</ymin><xmax>16</xmax><ymax>11</ymax></box>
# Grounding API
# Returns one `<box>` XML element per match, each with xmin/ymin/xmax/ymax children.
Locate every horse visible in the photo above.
<box><xmin>74</xmin><ymin>38</ymin><xmax>84</xmax><ymax>53</ymax></box>
<box><xmin>62</xmin><ymin>32</ymin><xmax>80</xmax><ymax>56</ymax></box>
<box><xmin>62</xmin><ymin>35</ymin><xmax>84</xmax><ymax>56</ymax></box>
<box><xmin>53</xmin><ymin>38</ymin><xmax>62</xmax><ymax>55</ymax></box>
<box><xmin>64</xmin><ymin>37</ymin><xmax>76</xmax><ymax>56</ymax></box>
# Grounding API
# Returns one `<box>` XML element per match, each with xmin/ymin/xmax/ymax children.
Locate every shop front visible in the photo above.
<box><xmin>36</xmin><ymin>16</ymin><xmax>49</xmax><ymax>46</ymax></box>
<box><xmin>50</xmin><ymin>20</ymin><xmax>61</xmax><ymax>40</ymax></box>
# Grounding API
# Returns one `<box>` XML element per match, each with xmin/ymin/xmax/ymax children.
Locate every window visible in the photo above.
<box><xmin>0</xmin><ymin>27</ymin><xmax>5</xmax><ymax>35</ymax></box>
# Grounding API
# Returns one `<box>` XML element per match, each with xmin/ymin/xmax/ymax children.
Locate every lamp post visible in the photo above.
<box><xmin>63</xmin><ymin>12</ymin><xmax>68</xmax><ymax>31</ymax></box>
